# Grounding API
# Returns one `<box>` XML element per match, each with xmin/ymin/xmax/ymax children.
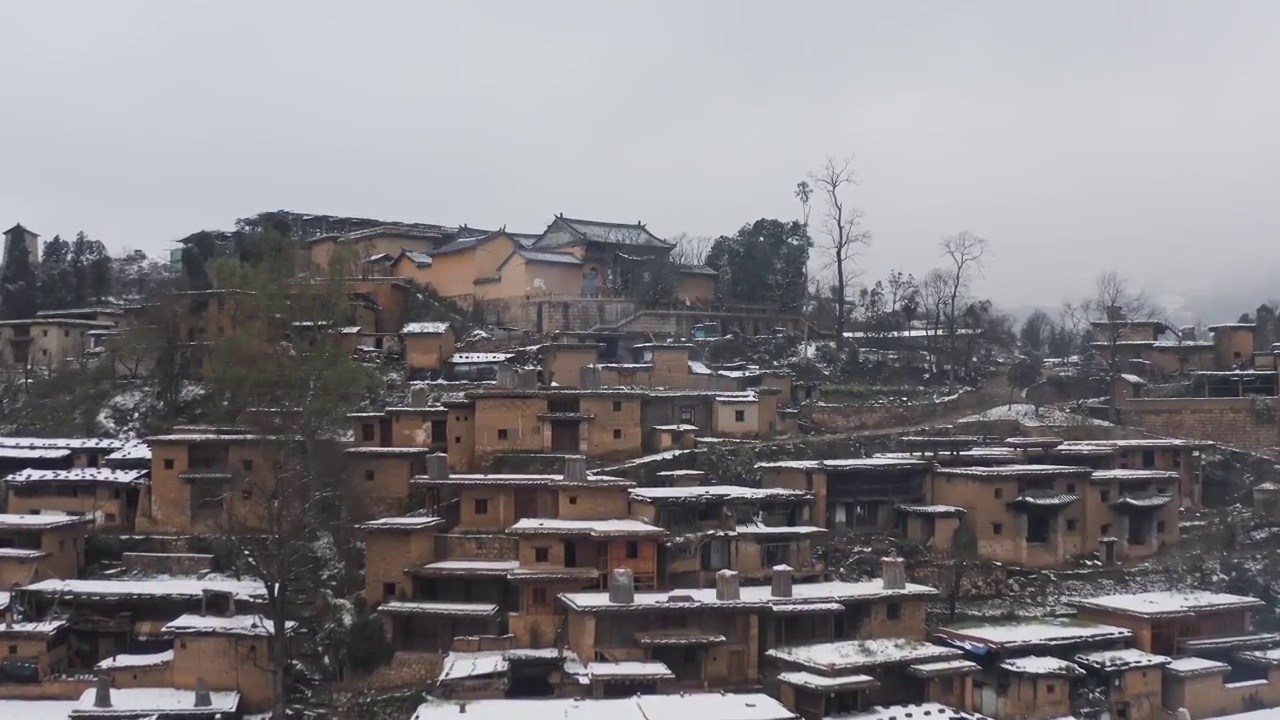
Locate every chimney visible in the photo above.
<box><xmin>94</xmin><ymin>674</ymin><xmax>112</xmax><ymax>708</ymax></box>
<box><xmin>194</xmin><ymin>677</ymin><xmax>212</xmax><ymax>708</ymax></box>
<box><xmin>608</xmin><ymin>568</ymin><xmax>635</xmax><ymax>604</ymax></box>
<box><xmin>426</xmin><ymin>453</ymin><xmax>450</xmax><ymax>480</ymax></box>
<box><xmin>715</xmin><ymin>569</ymin><xmax>740</xmax><ymax>601</ymax></box>
<box><xmin>881</xmin><ymin>552</ymin><xmax>906</xmax><ymax>591</ymax></box>
<box><xmin>495</xmin><ymin>364</ymin><xmax>516</xmax><ymax>388</ymax></box>
<box><xmin>516</xmin><ymin>368</ymin><xmax>538</xmax><ymax>390</ymax></box>
<box><xmin>580</xmin><ymin>365</ymin><xmax>602</xmax><ymax>390</ymax></box>
<box><xmin>563</xmin><ymin>455</ymin><xmax>587</xmax><ymax>483</ymax></box>
<box><xmin>771</xmin><ymin>565</ymin><xmax>793</xmax><ymax>598</ymax></box>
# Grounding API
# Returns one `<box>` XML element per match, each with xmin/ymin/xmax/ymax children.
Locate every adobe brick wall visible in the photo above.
<box><xmin>1121</xmin><ymin>397</ymin><xmax>1279</xmax><ymax>451</ymax></box>
<box><xmin>806</xmin><ymin>393</ymin><xmax>977</xmax><ymax>433</ymax></box>
<box><xmin>122</xmin><ymin>552</ymin><xmax>213</xmax><ymax>576</ymax></box>
<box><xmin>0</xmin><ymin>677</ymin><xmax>94</xmax><ymax>699</ymax></box>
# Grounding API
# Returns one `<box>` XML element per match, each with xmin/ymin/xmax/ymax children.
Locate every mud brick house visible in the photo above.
<box><xmin>932</xmin><ymin>617</ymin><xmax>1136</xmax><ymax>719</ymax></box>
<box><xmin>765</xmin><ymin>638</ymin><xmax>973</xmax><ymax>719</ymax></box>
<box><xmin>1050</xmin><ymin>439</ymin><xmax>1207</xmax><ymax>509</ymax></box>
<box><xmin>1084</xmin><ymin>469</ymin><xmax>1181</xmax><ymax>562</ymax></box>
<box><xmin>408</xmin><ymin>692</ymin><xmax>800</xmax><ymax>720</ymax></box>
<box><xmin>0</xmin><ymin>318</ymin><xmax>119</xmax><ymax>370</ymax></box>
<box><xmin>1071</xmin><ymin>648</ymin><xmax>1172</xmax><ymax>720</ymax></box>
<box><xmin>0</xmin><ymin>514</ymin><xmax>92</xmax><ymax>585</ymax></box>
<box><xmin>358</xmin><ymin>515</ymin><xmax>445</xmax><ymax>605</ymax></box>
<box><xmin>104</xmin><ymin>442</ymin><xmax>151</xmax><ymax>471</ymax></box>
<box><xmin>13</xmin><ymin>577</ymin><xmax>267</xmax><ymax>670</ymax></box>
<box><xmin>541</xmin><ymin>343</ymin><xmax>606</xmax><ymax>388</ymax></box>
<box><xmin>401</xmin><ymin>321</ymin><xmax>456</xmax><ymax>376</ymax></box>
<box><xmin>757</xmin><ymin>458</ymin><xmax>934</xmax><ymax>532</ymax></box>
<box><xmin>465</xmin><ymin>387</ymin><xmax>646</xmax><ymax>466</ymax></box>
<box><xmin>350</xmin><ymin>406</ymin><xmax>451</xmax><ymax>454</ymax></box>
<box><xmin>4</xmin><ymin>468</ymin><xmax>150</xmax><ymax>530</ymax></box>
<box><xmin>142</xmin><ymin>429</ymin><xmax>296</xmax><ymax>535</ymax></box>
<box><xmin>627</xmin><ymin>485</ymin><xmax>823</xmax><ymax>587</ymax></box>
<box><xmin>558</xmin><ymin>561</ymin><xmax>936</xmax><ymax>691</ymax></box>
<box><xmin>926</xmin><ymin>464</ymin><xmax>1097</xmax><ymax>567</ymax></box>
<box><xmin>1067</xmin><ymin>591</ymin><xmax>1268</xmax><ymax>659</ymax></box>
<box><xmin>836</xmin><ymin>703</ymin><xmax>994</xmax><ymax>720</ymax></box>
<box><xmin>342</xmin><ymin>446</ymin><xmax>434</xmax><ymax>519</ymax></box>
<box><xmin>161</xmin><ymin>613</ymin><xmax>295</xmax><ymax>713</ymax></box>
<box><xmin>0</xmin><ymin>619</ymin><xmax>69</xmax><ymax>682</ymax></box>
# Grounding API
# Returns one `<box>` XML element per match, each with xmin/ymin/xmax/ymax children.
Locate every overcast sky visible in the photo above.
<box><xmin>2</xmin><ymin>1</ymin><xmax>1277</xmax><ymax>311</ymax></box>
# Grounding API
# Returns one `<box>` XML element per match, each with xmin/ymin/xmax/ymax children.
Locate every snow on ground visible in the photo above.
<box><xmin>958</xmin><ymin>403</ymin><xmax>1110</xmax><ymax>427</ymax></box>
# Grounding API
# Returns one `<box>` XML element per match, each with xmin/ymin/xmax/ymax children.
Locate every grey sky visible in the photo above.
<box><xmin>2</xmin><ymin>1</ymin><xmax>1277</xmax><ymax>311</ymax></box>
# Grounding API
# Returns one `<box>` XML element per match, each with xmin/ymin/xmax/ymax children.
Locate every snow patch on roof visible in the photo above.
<box><xmin>767</xmin><ymin>638</ymin><xmax>960</xmax><ymax>672</ymax></box>
<box><xmin>411</xmin><ymin>693</ymin><xmax>794</xmax><ymax>720</ymax></box>
<box><xmin>402</xmin><ymin>321</ymin><xmax>452</xmax><ymax>335</ymax></box>
<box><xmin>96</xmin><ymin>650</ymin><xmax>174</xmax><ymax>669</ymax></box>
<box><xmin>1069</xmin><ymin>591</ymin><xmax>1264</xmax><ymax>617</ymax></box>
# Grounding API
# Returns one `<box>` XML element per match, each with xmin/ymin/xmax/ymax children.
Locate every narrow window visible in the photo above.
<box><xmin>364</xmin><ymin>469</ymin><xmax>375</xmax><ymax>481</ymax></box>
<box><xmin>497</xmin><ymin>429</ymin><xmax>509</xmax><ymax>440</ymax></box>
<box><xmin>734</xmin><ymin>410</ymin><xmax>745</xmax><ymax>422</ymax></box>
<box><xmin>474</xmin><ymin>498</ymin><xmax>489</xmax><ymax>515</ymax></box>
<box><xmin>612</xmin><ymin>429</ymin><xmax>622</xmax><ymax>439</ymax></box>
<box><xmin>163</xmin><ymin>459</ymin><xmax>175</xmax><ymax>470</ymax></box>
<box><xmin>992</xmin><ymin>523</ymin><xmax>1003</xmax><ymax>535</ymax></box>
<box><xmin>994</xmin><ymin>488</ymin><xmax>1003</xmax><ymax>499</ymax></box>
<box><xmin>626</xmin><ymin>541</ymin><xmax>639</xmax><ymax>559</ymax></box>
<box><xmin>535</xmin><ymin>547</ymin><xmax>550</xmax><ymax>562</ymax></box>
<box><xmin>612</xmin><ymin>401</ymin><xmax>622</xmax><ymax>412</ymax></box>
<box><xmin>886</xmin><ymin>602</ymin><xmax>902</xmax><ymax>620</ymax></box>
<box><xmin>242</xmin><ymin>459</ymin><xmax>253</xmax><ymax>471</ymax></box>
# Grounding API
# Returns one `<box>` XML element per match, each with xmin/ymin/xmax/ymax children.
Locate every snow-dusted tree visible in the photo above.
<box><xmin>939</xmin><ymin>231</ymin><xmax>989</xmax><ymax>381</ymax></box>
<box><xmin>1069</xmin><ymin>271</ymin><xmax>1156</xmax><ymax>423</ymax></box>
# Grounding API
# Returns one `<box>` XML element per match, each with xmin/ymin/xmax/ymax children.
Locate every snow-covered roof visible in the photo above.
<box><xmin>344</xmin><ymin>446</ymin><xmax>436</xmax><ymax>457</ymax></box>
<box><xmin>562</xmin><ymin>578</ymin><xmax>936</xmax><ymax>612</ymax></box>
<box><xmin>585</xmin><ymin>661</ymin><xmax>674</xmax><ymax>680</ymax></box>
<box><xmin>0</xmin><ymin>700</ymin><xmax>80</xmax><ymax>720</ymax></box>
<box><xmin>356</xmin><ymin>516</ymin><xmax>445</xmax><ymax>531</ymax></box>
<box><xmin>654</xmin><ymin>469</ymin><xmax>706</xmax><ymax>477</ymax></box>
<box><xmin>5</xmin><ymin>468</ymin><xmax>148</xmax><ymax>486</ymax></box>
<box><xmin>907</xmin><ymin>659</ymin><xmax>983</xmax><ymax>677</ymax></box>
<box><xmin>732</xmin><ymin>522</ymin><xmax>826</xmax><ymax>536</ymax></box>
<box><xmin>1073</xmin><ymin>648</ymin><xmax>1171</xmax><ymax>672</ymax></box>
<box><xmin>517</xmin><ymin>248</ymin><xmax>584</xmax><ymax>265</ymax></box>
<box><xmin>508</xmin><ymin>518</ymin><xmax>665</xmax><ymax>537</ymax></box>
<box><xmin>0</xmin><ymin>513</ymin><xmax>95</xmax><ymax>531</ymax></box>
<box><xmin>0</xmin><ymin>548</ymin><xmax>48</xmax><ymax>559</ymax></box>
<box><xmin>0</xmin><ymin>436</ymin><xmax>126</xmax><ymax>451</ymax></box>
<box><xmin>162</xmin><ymin>614</ymin><xmax>294</xmax><ymax>637</ymax></box>
<box><xmin>72</xmin><ymin>687</ymin><xmax>240</xmax><ymax>716</ymax></box>
<box><xmin>1200</xmin><ymin>710</ymin><xmax>1280</xmax><ymax>720</ymax></box>
<box><xmin>756</xmin><ymin>457</ymin><xmax>931</xmax><ymax>472</ymax></box>
<box><xmin>832</xmin><ymin>703</ymin><xmax>993</xmax><ymax>720</ymax></box>
<box><xmin>629</xmin><ymin>485</ymin><xmax>809</xmax><ymax>503</ymax></box>
<box><xmin>1111</xmin><ymin>494</ymin><xmax>1174</xmax><ymax>509</ymax></box>
<box><xmin>412</xmin><ymin>472</ymin><xmax>633</xmax><ymax>487</ymax></box>
<box><xmin>957</xmin><ymin>403</ymin><xmax>1109</xmax><ymax>427</ymax></box>
<box><xmin>767</xmin><ymin>639</ymin><xmax>960</xmax><ymax>672</ymax></box>
<box><xmin>999</xmin><ymin>656</ymin><xmax>1085</xmax><ymax>677</ymax></box>
<box><xmin>415</xmin><ymin>560</ymin><xmax>521</xmax><ymax>576</ymax></box>
<box><xmin>896</xmin><ymin>504</ymin><xmax>967</xmax><ymax>517</ymax></box>
<box><xmin>938</xmin><ymin>464</ymin><xmax>1093</xmax><ymax>478</ymax></box>
<box><xmin>0</xmin><ymin>447</ymin><xmax>72</xmax><ymax>460</ymax></box>
<box><xmin>547</xmin><ymin>217</ymin><xmax>672</xmax><ymax>248</ymax></box>
<box><xmin>689</xmin><ymin>360</ymin><xmax>713</xmax><ymax>375</ymax></box>
<box><xmin>402</xmin><ymin>321</ymin><xmax>452</xmax><ymax>335</ymax></box>
<box><xmin>21</xmin><ymin>577</ymin><xmax>268</xmax><ymax>602</ymax></box>
<box><xmin>0</xmin><ymin>619</ymin><xmax>68</xmax><ymax>636</ymax></box>
<box><xmin>104</xmin><ymin>441</ymin><xmax>151</xmax><ymax>462</ymax></box>
<box><xmin>0</xmin><ymin>591</ymin><xmax>9</xmax><ymax>612</ymax></box>
<box><xmin>935</xmin><ymin>618</ymin><xmax>1133</xmax><ymax>650</ymax></box>
<box><xmin>379</xmin><ymin>600</ymin><xmax>500</xmax><ymax>618</ymax></box>
<box><xmin>652</xmin><ymin>424</ymin><xmax>698</xmax><ymax>431</ymax></box>
<box><xmin>439</xmin><ymin>651</ymin><xmax>508</xmax><ymax>682</ymax></box>
<box><xmin>1068</xmin><ymin>591</ymin><xmax>1264</xmax><ymax>618</ymax></box>
<box><xmin>776</xmin><ymin>670</ymin><xmax>879</xmax><ymax>692</ymax></box>
<box><xmin>1090</xmin><ymin>469</ymin><xmax>1180</xmax><ymax>481</ymax></box>
<box><xmin>1165</xmin><ymin>656</ymin><xmax>1230</xmax><ymax>676</ymax></box>
<box><xmin>410</xmin><ymin>693</ymin><xmax>796</xmax><ymax>720</ymax></box>
<box><xmin>1231</xmin><ymin>647</ymin><xmax>1280</xmax><ymax>667</ymax></box>
<box><xmin>96</xmin><ymin>650</ymin><xmax>174</xmax><ymax>670</ymax></box>
<box><xmin>449</xmin><ymin>352</ymin><xmax>514</xmax><ymax>364</ymax></box>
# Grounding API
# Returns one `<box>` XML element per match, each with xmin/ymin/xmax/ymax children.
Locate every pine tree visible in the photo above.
<box><xmin>0</xmin><ymin>239</ymin><xmax>39</xmax><ymax>320</ymax></box>
<box><xmin>37</xmin><ymin>235</ymin><xmax>73</xmax><ymax>310</ymax></box>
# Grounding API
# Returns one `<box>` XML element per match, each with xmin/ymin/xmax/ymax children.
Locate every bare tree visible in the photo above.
<box><xmin>811</xmin><ymin>157</ymin><xmax>872</xmax><ymax>351</ymax></box>
<box><xmin>939</xmin><ymin>232</ymin><xmax>990</xmax><ymax>382</ymax></box>
<box><xmin>1073</xmin><ymin>271</ymin><xmax>1156</xmax><ymax>423</ymax></box>
<box><xmin>667</xmin><ymin>232</ymin><xmax>713</xmax><ymax>267</ymax></box>
<box><xmin>918</xmin><ymin>268</ymin><xmax>952</xmax><ymax>376</ymax></box>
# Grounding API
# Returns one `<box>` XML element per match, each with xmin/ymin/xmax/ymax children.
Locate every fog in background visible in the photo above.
<box><xmin>2</xmin><ymin>1</ymin><xmax>1277</xmax><ymax>319</ymax></box>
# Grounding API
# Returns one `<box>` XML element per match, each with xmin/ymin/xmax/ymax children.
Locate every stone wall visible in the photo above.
<box><xmin>473</xmin><ymin>295</ymin><xmax>802</xmax><ymax>336</ymax></box>
<box><xmin>1121</xmin><ymin>397</ymin><xmax>1279</xmax><ymax>451</ymax></box>
<box><xmin>121</xmin><ymin>552</ymin><xmax>213</xmax><ymax>576</ymax></box>
<box><xmin>805</xmin><ymin>390</ymin><xmax>981</xmax><ymax>433</ymax></box>
<box><xmin>341</xmin><ymin>650</ymin><xmax>442</xmax><ymax>692</ymax></box>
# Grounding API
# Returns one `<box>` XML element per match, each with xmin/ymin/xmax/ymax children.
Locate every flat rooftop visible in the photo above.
<box><xmin>1068</xmin><ymin>591</ymin><xmax>1264</xmax><ymax>618</ymax></box>
<box><xmin>410</xmin><ymin>694</ymin><xmax>797</xmax><ymax>720</ymax></box>
<box><xmin>934</xmin><ymin>618</ymin><xmax>1132</xmax><ymax>650</ymax></box>
<box><xmin>561</xmin><ymin>578</ymin><xmax>937</xmax><ymax>613</ymax></box>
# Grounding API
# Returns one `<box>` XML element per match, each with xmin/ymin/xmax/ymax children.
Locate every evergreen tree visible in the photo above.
<box><xmin>0</xmin><ymin>239</ymin><xmax>39</xmax><ymax>320</ymax></box>
<box><xmin>37</xmin><ymin>235</ymin><xmax>73</xmax><ymax>310</ymax></box>
<box><xmin>705</xmin><ymin>218</ymin><xmax>812</xmax><ymax>312</ymax></box>
<box><xmin>67</xmin><ymin>231</ymin><xmax>109</xmax><ymax>304</ymax></box>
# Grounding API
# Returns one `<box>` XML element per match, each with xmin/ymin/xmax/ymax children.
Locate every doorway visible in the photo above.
<box><xmin>550</xmin><ymin>421</ymin><xmax>580</xmax><ymax>453</ymax></box>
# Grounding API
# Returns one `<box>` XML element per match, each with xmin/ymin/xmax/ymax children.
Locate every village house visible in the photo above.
<box><xmin>0</xmin><ymin>619</ymin><xmax>70</xmax><ymax>682</ymax></box>
<box><xmin>162</xmin><ymin>613</ymin><xmax>295</xmax><ymax>713</ymax></box>
<box><xmin>4</xmin><ymin>468</ymin><xmax>150</xmax><ymax>531</ymax></box>
<box><xmin>926</xmin><ymin>464</ymin><xmax>1098</xmax><ymax>567</ymax></box>
<box><xmin>13</xmin><ymin>576</ymin><xmax>268</xmax><ymax>671</ymax></box>
<box><xmin>1068</xmin><ymin>591</ymin><xmax>1279</xmax><ymax>719</ymax></box>
<box><xmin>0</xmin><ymin>514</ymin><xmax>92</xmax><ymax>586</ymax></box>
<box><xmin>401</xmin><ymin>321</ymin><xmax>456</xmax><ymax>377</ymax></box>
<box><xmin>931</xmin><ymin>616</ymin><xmax>1137</xmax><ymax>720</ymax></box>
<box><xmin>627</xmin><ymin>485</ymin><xmax>824</xmax><ymax>587</ymax></box>
<box><xmin>142</xmin><ymin>428</ymin><xmax>301</xmax><ymax>535</ymax></box>
<box><xmin>558</xmin><ymin>558</ymin><xmax>936</xmax><ymax>691</ymax></box>
<box><xmin>342</xmin><ymin>446</ymin><xmax>434</xmax><ymax>519</ymax></box>
<box><xmin>0</xmin><ymin>437</ymin><xmax>128</xmax><ymax>474</ymax></box>
<box><xmin>0</xmin><ymin>318</ymin><xmax>118</xmax><ymax>370</ymax></box>
<box><xmin>307</xmin><ymin>222</ymin><xmax>457</xmax><ymax>271</ymax></box>
<box><xmin>377</xmin><ymin>457</ymin><xmax>658</xmax><ymax>651</ymax></box>
<box><xmin>757</xmin><ymin>458</ymin><xmax>935</xmax><ymax>532</ymax></box>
